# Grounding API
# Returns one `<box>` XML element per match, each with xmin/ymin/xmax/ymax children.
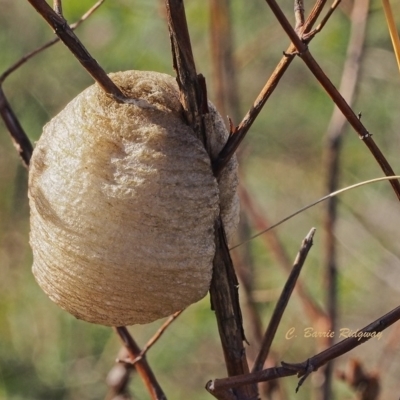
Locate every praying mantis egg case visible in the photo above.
<box><xmin>28</xmin><ymin>70</ymin><xmax>239</xmax><ymax>326</ymax></box>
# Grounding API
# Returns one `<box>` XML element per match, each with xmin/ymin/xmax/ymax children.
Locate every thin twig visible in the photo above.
<box><xmin>164</xmin><ymin>0</ymin><xmax>206</xmax><ymax>145</ymax></box>
<box><xmin>209</xmin><ymin>218</ymin><xmax>258</xmax><ymax>399</ymax></box>
<box><xmin>0</xmin><ymin>87</ymin><xmax>33</xmax><ymax>167</ymax></box>
<box><xmin>53</xmin><ymin>0</ymin><xmax>63</xmax><ymax>16</ymax></box>
<box><xmin>213</xmin><ymin>0</ymin><xmax>329</xmax><ymax>176</ymax></box>
<box><xmin>26</xmin><ymin>0</ymin><xmax>127</xmax><ymax>101</ymax></box>
<box><xmin>252</xmin><ymin>228</ymin><xmax>316</xmax><ymax>373</ymax></box>
<box><xmin>207</xmin><ymin>304</ymin><xmax>400</xmax><ymax>392</ymax></box>
<box><xmin>114</xmin><ymin>327</ymin><xmax>166</xmax><ymax>400</ymax></box>
<box><xmin>302</xmin><ymin>0</ymin><xmax>341</xmax><ymax>42</ymax></box>
<box><xmin>264</xmin><ymin>0</ymin><xmax>400</xmax><ymax>200</ymax></box>
<box><xmin>209</xmin><ymin>0</ymin><xmax>240</xmax><ymax>121</ymax></box>
<box><xmin>382</xmin><ymin>0</ymin><xmax>400</xmax><ymax>72</ymax></box>
<box><xmin>294</xmin><ymin>0</ymin><xmax>305</xmax><ymax>33</ymax></box>
<box><xmin>1</xmin><ymin>0</ymin><xmax>105</xmax><ymax>83</ymax></box>
<box><xmin>322</xmin><ymin>0</ymin><xmax>369</xmax><ymax>397</ymax></box>
<box><xmin>231</xmin><ymin>176</ymin><xmax>400</xmax><ymax>250</ymax></box>
<box><xmin>118</xmin><ymin>311</ymin><xmax>183</xmax><ymax>366</ymax></box>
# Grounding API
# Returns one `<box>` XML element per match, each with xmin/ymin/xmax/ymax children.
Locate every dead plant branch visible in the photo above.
<box><xmin>294</xmin><ymin>0</ymin><xmax>305</xmax><ymax>33</ymax></box>
<box><xmin>1</xmin><ymin>0</ymin><xmax>105</xmax><ymax>84</ymax></box>
<box><xmin>264</xmin><ymin>0</ymin><xmax>400</xmax><ymax>200</ymax></box>
<box><xmin>26</xmin><ymin>0</ymin><xmax>126</xmax><ymax>101</ymax></box>
<box><xmin>302</xmin><ymin>0</ymin><xmax>341</xmax><ymax>42</ymax></box>
<box><xmin>232</xmin><ymin>176</ymin><xmax>400</xmax><ymax>249</ymax></box>
<box><xmin>114</xmin><ymin>327</ymin><xmax>166</xmax><ymax>400</ymax></box>
<box><xmin>322</xmin><ymin>0</ymin><xmax>369</xmax><ymax>396</ymax></box>
<box><xmin>213</xmin><ymin>0</ymin><xmax>329</xmax><ymax>176</ymax></box>
<box><xmin>207</xmin><ymin>304</ymin><xmax>400</xmax><ymax>392</ymax></box>
<box><xmin>252</xmin><ymin>228</ymin><xmax>316</xmax><ymax>373</ymax></box>
<box><xmin>0</xmin><ymin>87</ymin><xmax>32</xmax><ymax>167</ymax></box>
<box><xmin>118</xmin><ymin>311</ymin><xmax>183</xmax><ymax>366</ymax></box>
<box><xmin>164</xmin><ymin>0</ymin><xmax>206</xmax><ymax>145</ymax></box>
<box><xmin>165</xmin><ymin>2</ymin><xmax>256</xmax><ymax>398</ymax></box>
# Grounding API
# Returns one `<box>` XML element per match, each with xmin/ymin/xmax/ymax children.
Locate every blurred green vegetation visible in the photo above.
<box><xmin>1</xmin><ymin>0</ymin><xmax>400</xmax><ymax>399</ymax></box>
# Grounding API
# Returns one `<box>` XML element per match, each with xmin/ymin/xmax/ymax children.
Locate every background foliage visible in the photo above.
<box><xmin>1</xmin><ymin>0</ymin><xmax>400</xmax><ymax>398</ymax></box>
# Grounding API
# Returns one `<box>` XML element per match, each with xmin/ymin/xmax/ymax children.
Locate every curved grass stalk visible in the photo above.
<box><xmin>382</xmin><ymin>0</ymin><xmax>400</xmax><ymax>72</ymax></box>
<box><xmin>231</xmin><ymin>176</ymin><xmax>400</xmax><ymax>250</ymax></box>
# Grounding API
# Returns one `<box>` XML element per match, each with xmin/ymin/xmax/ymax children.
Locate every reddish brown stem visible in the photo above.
<box><xmin>264</xmin><ymin>0</ymin><xmax>400</xmax><ymax>200</ymax></box>
<box><xmin>207</xmin><ymin>305</ymin><xmax>400</xmax><ymax>392</ymax></box>
<box><xmin>213</xmin><ymin>0</ymin><xmax>329</xmax><ymax>176</ymax></box>
<box><xmin>1</xmin><ymin>0</ymin><xmax>105</xmax><ymax>84</ymax></box>
<box><xmin>115</xmin><ymin>327</ymin><xmax>166</xmax><ymax>400</ymax></box>
<box><xmin>252</xmin><ymin>228</ymin><xmax>316</xmax><ymax>373</ymax></box>
<box><xmin>26</xmin><ymin>0</ymin><xmax>126</xmax><ymax>101</ymax></box>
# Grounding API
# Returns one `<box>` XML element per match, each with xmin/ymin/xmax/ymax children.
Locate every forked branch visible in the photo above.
<box><xmin>26</xmin><ymin>0</ymin><xmax>126</xmax><ymax>101</ymax></box>
<box><xmin>264</xmin><ymin>0</ymin><xmax>400</xmax><ymax>200</ymax></box>
<box><xmin>114</xmin><ymin>327</ymin><xmax>166</xmax><ymax>400</ymax></box>
<box><xmin>207</xmin><ymin>305</ymin><xmax>400</xmax><ymax>393</ymax></box>
<box><xmin>165</xmin><ymin>2</ymin><xmax>257</xmax><ymax>399</ymax></box>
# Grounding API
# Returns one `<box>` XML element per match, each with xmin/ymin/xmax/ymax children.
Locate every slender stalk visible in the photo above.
<box><xmin>207</xmin><ymin>304</ymin><xmax>400</xmax><ymax>391</ymax></box>
<box><xmin>118</xmin><ymin>311</ymin><xmax>183</xmax><ymax>366</ymax></box>
<box><xmin>213</xmin><ymin>0</ymin><xmax>331</xmax><ymax>175</ymax></box>
<box><xmin>264</xmin><ymin>0</ymin><xmax>400</xmax><ymax>200</ymax></box>
<box><xmin>252</xmin><ymin>228</ymin><xmax>316</xmax><ymax>373</ymax></box>
<box><xmin>382</xmin><ymin>0</ymin><xmax>400</xmax><ymax>72</ymax></box>
<box><xmin>115</xmin><ymin>327</ymin><xmax>166</xmax><ymax>400</ymax></box>
<box><xmin>1</xmin><ymin>0</ymin><xmax>105</xmax><ymax>84</ymax></box>
<box><xmin>322</xmin><ymin>0</ymin><xmax>369</xmax><ymax>397</ymax></box>
<box><xmin>26</xmin><ymin>0</ymin><xmax>126</xmax><ymax>101</ymax></box>
<box><xmin>209</xmin><ymin>0</ymin><xmax>240</xmax><ymax>121</ymax></box>
<box><xmin>0</xmin><ymin>87</ymin><xmax>32</xmax><ymax>167</ymax></box>
<box><xmin>231</xmin><ymin>176</ymin><xmax>400</xmax><ymax>249</ymax></box>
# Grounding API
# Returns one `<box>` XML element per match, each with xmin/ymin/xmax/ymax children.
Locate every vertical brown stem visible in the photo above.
<box><xmin>165</xmin><ymin>2</ymin><xmax>257</xmax><ymax>398</ymax></box>
<box><xmin>209</xmin><ymin>0</ymin><xmax>240</xmax><ymax>121</ymax></box>
<box><xmin>322</xmin><ymin>1</ymin><xmax>369</xmax><ymax>398</ymax></box>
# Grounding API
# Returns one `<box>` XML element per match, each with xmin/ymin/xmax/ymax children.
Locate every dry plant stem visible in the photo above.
<box><xmin>165</xmin><ymin>2</ymin><xmax>256</xmax><ymax>399</ymax></box>
<box><xmin>119</xmin><ymin>311</ymin><xmax>183</xmax><ymax>366</ymax></box>
<box><xmin>302</xmin><ymin>0</ymin><xmax>341</xmax><ymax>42</ymax></box>
<box><xmin>53</xmin><ymin>0</ymin><xmax>63</xmax><ymax>16</ymax></box>
<box><xmin>294</xmin><ymin>0</ymin><xmax>305</xmax><ymax>33</ymax></box>
<box><xmin>207</xmin><ymin>305</ymin><xmax>400</xmax><ymax>392</ymax></box>
<box><xmin>209</xmin><ymin>0</ymin><xmax>240</xmax><ymax>121</ymax></box>
<box><xmin>264</xmin><ymin>0</ymin><xmax>400</xmax><ymax>200</ymax></box>
<box><xmin>252</xmin><ymin>228</ymin><xmax>316</xmax><ymax>373</ymax></box>
<box><xmin>213</xmin><ymin>0</ymin><xmax>329</xmax><ymax>175</ymax></box>
<box><xmin>382</xmin><ymin>0</ymin><xmax>400</xmax><ymax>71</ymax></box>
<box><xmin>209</xmin><ymin>218</ymin><xmax>258</xmax><ymax>400</ymax></box>
<box><xmin>165</xmin><ymin>0</ymin><xmax>206</xmax><ymax>145</ymax></box>
<box><xmin>322</xmin><ymin>0</ymin><xmax>369</xmax><ymax>397</ymax></box>
<box><xmin>0</xmin><ymin>0</ymin><xmax>105</xmax><ymax>83</ymax></box>
<box><xmin>114</xmin><ymin>327</ymin><xmax>166</xmax><ymax>400</ymax></box>
<box><xmin>233</xmin><ymin>176</ymin><xmax>400</xmax><ymax>249</ymax></box>
<box><xmin>26</xmin><ymin>0</ymin><xmax>126</xmax><ymax>101</ymax></box>
<box><xmin>0</xmin><ymin>87</ymin><xmax>32</xmax><ymax>167</ymax></box>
